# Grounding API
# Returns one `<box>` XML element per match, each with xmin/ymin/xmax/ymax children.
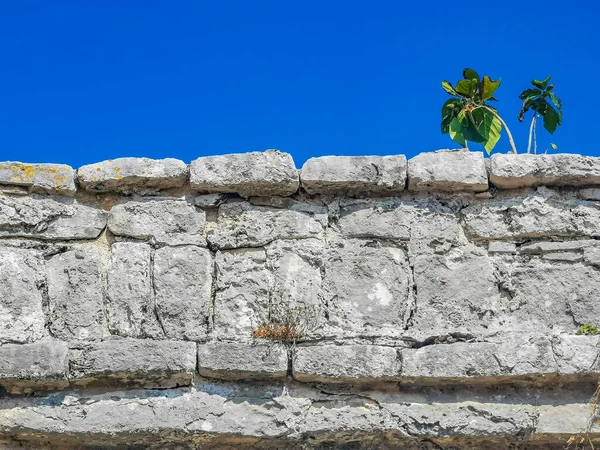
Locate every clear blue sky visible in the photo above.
<box><xmin>1</xmin><ymin>1</ymin><xmax>597</xmax><ymax>169</ymax></box>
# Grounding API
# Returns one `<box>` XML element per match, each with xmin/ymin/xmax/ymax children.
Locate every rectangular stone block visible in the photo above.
<box><xmin>490</xmin><ymin>153</ymin><xmax>600</xmax><ymax>189</ymax></box>
<box><xmin>46</xmin><ymin>249</ymin><xmax>104</xmax><ymax>341</ymax></box>
<box><xmin>77</xmin><ymin>157</ymin><xmax>188</xmax><ymax>193</ymax></box>
<box><xmin>190</xmin><ymin>150</ymin><xmax>299</xmax><ymax>197</ymax></box>
<box><xmin>198</xmin><ymin>342</ymin><xmax>287</xmax><ymax>380</ymax></box>
<box><xmin>551</xmin><ymin>335</ymin><xmax>600</xmax><ymax>375</ymax></box>
<box><xmin>0</xmin><ymin>340</ymin><xmax>69</xmax><ymax>393</ymax></box>
<box><xmin>69</xmin><ymin>338</ymin><xmax>197</xmax><ymax>388</ymax></box>
<box><xmin>0</xmin><ymin>248</ymin><xmax>45</xmax><ymax>344</ymax></box>
<box><xmin>0</xmin><ymin>161</ymin><xmax>76</xmax><ymax>195</ymax></box>
<box><xmin>294</xmin><ymin>345</ymin><xmax>401</xmax><ymax>382</ymax></box>
<box><xmin>0</xmin><ymin>195</ymin><xmax>107</xmax><ymax>240</ymax></box>
<box><xmin>108</xmin><ymin>199</ymin><xmax>205</xmax><ymax>245</ymax></box>
<box><xmin>154</xmin><ymin>246</ymin><xmax>212</xmax><ymax>341</ymax></box>
<box><xmin>407</xmin><ymin>150</ymin><xmax>488</xmax><ymax>192</ymax></box>
<box><xmin>300</xmin><ymin>155</ymin><xmax>407</xmax><ymax>195</ymax></box>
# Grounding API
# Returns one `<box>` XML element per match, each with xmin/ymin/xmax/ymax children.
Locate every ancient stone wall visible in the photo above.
<box><xmin>1</xmin><ymin>149</ymin><xmax>600</xmax><ymax>449</ymax></box>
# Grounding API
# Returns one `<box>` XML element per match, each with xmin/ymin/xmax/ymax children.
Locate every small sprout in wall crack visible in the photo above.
<box><xmin>577</xmin><ymin>324</ymin><xmax>599</xmax><ymax>336</ymax></box>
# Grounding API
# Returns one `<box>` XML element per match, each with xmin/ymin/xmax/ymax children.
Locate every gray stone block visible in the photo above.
<box><xmin>551</xmin><ymin>334</ymin><xmax>600</xmax><ymax>374</ymax></box>
<box><xmin>0</xmin><ymin>161</ymin><xmax>76</xmax><ymax>195</ymax></box>
<box><xmin>407</xmin><ymin>150</ymin><xmax>488</xmax><ymax>192</ymax></box>
<box><xmin>190</xmin><ymin>150</ymin><xmax>299</xmax><ymax>197</ymax></box>
<box><xmin>300</xmin><ymin>155</ymin><xmax>407</xmax><ymax>195</ymax></box>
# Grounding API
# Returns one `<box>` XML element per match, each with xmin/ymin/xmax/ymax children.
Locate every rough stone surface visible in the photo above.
<box><xmin>300</xmin><ymin>155</ymin><xmax>407</xmax><ymax>195</ymax></box>
<box><xmin>108</xmin><ymin>199</ymin><xmax>205</xmax><ymax>245</ymax></box>
<box><xmin>490</xmin><ymin>153</ymin><xmax>600</xmax><ymax>189</ymax></box>
<box><xmin>154</xmin><ymin>246</ymin><xmax>213</xmax><ymax>341</ymax></box>
<box><xmin>190</xmin><ymin>150</ymin><xmax>299</xmax><ymax>197</ymax></box>
<box><xmin>0</xmin><ymin>161</ymin><xmax>76</xmax><ymax>195</ymax></box>
<box><xmin>407</xmin><ymin>150</ymin><xmax>488</xmax><ymax>192</ymax></box>
<box><xmin>77</xmin><ymin>157</ymin><xmax>188</xmax><ymax>192</ymax></box>
<box><xmin>0</xmin><ymin>195</ymin><xmax>107</xmax><ymax>239</ymax></box>
<box><xmin>69</xmin><ymin>338</ymin><xmax>197</xmax><ymax>388</ymax></box>
<box><xmin>198</xmin><ymin>342</ymin><xmax>288</xmax><ymax>379</ymax></box>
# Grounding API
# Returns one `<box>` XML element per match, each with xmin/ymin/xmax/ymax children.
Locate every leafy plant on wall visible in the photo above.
<box><xmin>441</xmin><ymin>68</ymin><xmax>518</xmax><ymax>155</ymax></box>
<box><xmin>518</xmin><ymin>76</ymin><xmax>563</xmax><ymax>154</ymax></box>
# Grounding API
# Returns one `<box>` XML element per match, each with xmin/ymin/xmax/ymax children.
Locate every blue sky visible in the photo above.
<box><xmin>1</xmin><ymin>1</ymin><xmax>597</xmax><ymax>169</ymax></box>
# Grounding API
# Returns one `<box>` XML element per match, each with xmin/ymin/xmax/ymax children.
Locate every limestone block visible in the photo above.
<box><xmin>0</xmin><ymin>161</ymin><xmax>76</xmax><ymax>195</ymax></box>
<box><xmin>190</xmin><ymin>150</ymin><xmax>299</xmax><ymax>197</ymax></box>
<box><xmin>108</xmin><ymin>199</ymin><xmax>205</xmax><ymax>245</ymax></box>
<box><xmin>46</xmin><ymin>249</ymin><xmax>104</xmax><ymax>341</ymax></box>
<box><xmin>153</xmin><ymin>246</ymin><xmax>212</xmax><ymax>341</ymax></box>
<box><xmin>490</xmin><ymin>153</ymin><xmax>600</xmax><ymax>189</ymax></box>
<box><xmin>207</xmin><ymin>201</ymin><xmax>323</xmax><ymax>249</ymax></box>
<box><xmin>198</xmin><ymin>342</ymin><xmax>288</xmax><ymax>380</ymax></box>
<box><xmin>69</xmin><ymin>338</ymin><xmax>197</xmax><ymax>388</ymax></box>
<box><xmin>0</xmin><ymin>340</ymin><xmax>69</xmax><ymax>393</ymax></box>
<box><xmin>552</xmin><ymin>335</ymin><xmax>600</xmax><ymax>374</ymax></box>
<box><xmin>107</xmin><ymin>243</ymin><xmax>163</xmax><ymax>338</ymax></box>
<box><xmin>0</xmin><ymin>248</ymin><xmax>45</xmax><ymax>344</ymax></box>
<box><xmin>294</xmin><ymin>345</ymin><xmax>401</xmax><ymax>382</ymax></box>
<box><xmin>300</xmin><ymin>155</ymin><xmax>407</xmax><ymax>195</ymax></box>
<box><xmin>323</xmin><ymin>240</ymin><xmax>411</xmax><ymax>338</ymax></box>
<box><xmin>0</xmin><ymin>195</ymin><xmax>107</xmax><ymax>240</ymax></box>
<box><xmin>407</xmin><ymin>150</ymin><xmax>488</xmax><ymax>192</ymax></box>
<box><xmin>77</xmin><ymin>157</ymin><xmax>188</xmax><ymax>192</ymax></box>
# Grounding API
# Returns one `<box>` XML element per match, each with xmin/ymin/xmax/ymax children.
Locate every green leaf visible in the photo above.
<box><xmin>442</xmin><ymin>81</ymin><xmax>458</xmax><ymax>96</ymax></box>
<box><xmin>481</xmin><ymin>76</ymin><xmax>501</xmax><ymax>100</ymax></box>
<box><xmin>487</xmin><ymin>96</ymin><xmax>498</xmax><ymax>101</ymax></box>
<box><xmin>449</xmin><ymin>118</ymin><xmax>466</xmax><ymax>146</ymax></box>
<box><xmin>441</xmin><ymin>98</ymin><xmax>463</xmax><ymax>118</ymax></box>
<box><xmin>460</xmin><ymin>114</ymin><xmax>486</xmax><ymax>143</ymax></box>
<box><xmin>548</xmin><ymin>92</ymin><xmax>562</xmax><ymax>110</ymax></box>
<box><xmin>551</xmin><ymin>143</ymin><xmax>558</xmax><ymax>150</ymax></box>
<box><xmin>456</xmin><ymin>79</ymin><xmax>476</xmax><ymax>97</ymax></box>
<box><xmin>471</xmin><ymin>108</ymin><xmax>502</xmax><ymax>154</ymax></box>
<box><xmin>463</xmin><ymin>68</ymin><xmax>480</xmax><ymax>83</ymax></box>
<box><xmin>543</xmin><ymin>106</ymin><xmax>560</xmax><ymax>134</ymax></box>
<box><xmin>518</xmin><ymin>88</ymin><xmax>542</xmax><ymax>100</ymax></box>
<box><xmin>532</xmin><ymin>76</ymin><xmax>551</xmax><ymax>90</ymax></box>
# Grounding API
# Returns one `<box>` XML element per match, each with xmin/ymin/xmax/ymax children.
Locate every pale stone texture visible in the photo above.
<box><xmin>0</xmin><ymin>195</ymin><xmax>107</xmax><ymax>239</ymax></box>
<box><xmin>153</xmin><ymin>246</ymin><xmax>213</xmax><ymax>341</ymax></box>
<box><xmin>300</xmin><ymin>155</ymin><xmax>407</xmax><ymax>195</ymax></box>
<box><xmin>69</xmin><ymin>338</ymin><xmax>197</xmax><ymax>388</ymax></box>
<box><xmin>552</xmin><ymin>335</ymin><xmax>600</xmax><ymax>374</ymax></box>
<box><xmin>108</xmin><ymin>199</ymin><xmax>205</xmax><ymax>245</ymax></box>
<box><xmin>0</xmin><ymin>340</ymin><xmax>69</xmax><ymax>393</ymax></box>
<box><xmin>107</xmin><ymin>243</ymin><xmax>163</xmax><ymax>338</ymax></box>
<box><xmin>490</xmin><ymin>153</ymin><xmax>600</xmax><ymax>189</ymax></box>
<box><xmin>0</xmin><ymin>248</ymin><xmax>45</xmax><ymax>344</ymax></box>
<box><xmin>46</xmin><ymin>249</ymin><xmax>104</xmax><ymax>341</ymax></box>
<box><xmin>77</xmin><ymin>157</ymin><xmax>188</xmax><ymax>192</ymax></box>
<box><xmin>0</xmin><ymin>161</ymin><xmax>76</xmax><ymax>195</ymax></box>
<box><xmin>198</xmin><ymin>342</ymin><xmax>288</xmax><ymax>380</ymax></box>
<box><xmin>190</xmin><ymin>150</ymin><xmax>299</xmax><ymax>197</ymax></box>
<box><xmin>323</xmin><ymin>240</ymin><xmax>411</xmax><ymax>339</ymax></box>
<box><xmin>407</xmin><ymin>150</ymin><xmax>488</xmax><ymax>192</ymax></box>
<box><xmin>207</xmin><ymin>201</ymin><xmax>323</xmax><ymax>249</ymax></box>
<box><xmin>294</xmin><ymin>345</ymin><xmax>401</xmax><ymax>382</ymax></box>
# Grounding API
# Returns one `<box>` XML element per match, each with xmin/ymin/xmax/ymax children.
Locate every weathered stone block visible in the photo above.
<box><xmin>0</xmin><ymin>195</ymin><xmax>107</xmax><ymax>239</ymax></box>
<box><xmin>154</xmin><ymin>246</ymin><xmax>212</xmax><ymax>341</ymax></box>
<box><xmin>0</xmin><ymin>248</ymin><xmax>45</xmax><ymax>344</ymax></box>
<box><xmin>108</xmin><ymin>199</ymin><xmax>205</xmax><ymax>245</ymax></box>
<box><xmin>207</xmin><ymin>201</ymin><xmax>323</xmax><ymax>249</ymax></box>
<box><xmin>490</xmin><ymin>153</ymin><xmax>600</xmax><ymax>189</ymax></box>
<box><xmin>69</xmin><ymin>338</ymin><xmax>196</xmax><ymax>388</ymax></box>
<box><xmin>294</xmin><ymin>345</ymin><xmax>401</xmax><ymax>382</ymax></box>
<box><xmin>107</xmin><ymin>243</ymin><xmax>163</xmax><ymax>338</ymax></box>
<box><xmin>407</xmin><ymin>150</ymin><xmax>488</xmax><ymax>192</ymax></box>
<box><xmin>198</xmin><ymin>342</ymin><xmax>287</xmax><ymax>380</ymax></box>
<box><xmin>552</xmin><ymin>335</ymin><xmax>600</xmax><ymax>374</ymax></box>
<box><xmin>77</xmin><ymin>157</ymin><xmax>188</xmax><ymax>192</ymax></box>
<box><xmin>0</xmin><ymin>340</ymin><xmax>69</xmax><ymax>393</ymax></box>
<box><xmin>323</xmin><ymin>240</ymin><xmax>411</xmax><ymax>339</ymax></box>
<box><xmin>0</xmin><ymin>161</ymin><xmax>76</xmax><ymax>195</ymax></box>
<box><xmin>300</xmin><ymin>155</ymin><xmax>407</xmax><ymax>195</ymax></box>
<box><xmin>46</xmin><ymin>249</ymin><xmax>104</xmax><ymax>341</ymax></box>
<box><xmin>190</xmin><ymin>150</ymin><xmax>299</xmax><ymax>197</ymax></box>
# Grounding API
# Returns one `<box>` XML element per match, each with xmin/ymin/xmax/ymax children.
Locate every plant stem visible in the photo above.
<box><xmin>527</xmin><ymin>115</ymin><xmax>536</xmax><ymax>154</ymax></box>
<box><xmin>533</xmin><ymin>115</ymin><xmax>538</xmax><ymax>154</ymax></box>
<box><xmin>483</xmin><ymin>106</ymin><xmax>518</xmax><ymax>154</ymax></box>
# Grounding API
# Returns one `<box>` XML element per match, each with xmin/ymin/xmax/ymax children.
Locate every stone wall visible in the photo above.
<box><xmin>1</xmin><ymin>149</ymin><xmax>600</xmax><ymax>449</ymax></box>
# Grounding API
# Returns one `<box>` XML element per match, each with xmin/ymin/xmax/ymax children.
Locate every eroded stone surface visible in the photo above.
<box><xmin>0</xmin><ymin>162</ymin><xmax>76</xmax><ymax>195</ymax></box>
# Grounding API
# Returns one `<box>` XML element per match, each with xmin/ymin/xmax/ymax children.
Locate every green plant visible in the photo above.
<box><xmin>441</xmin><ymin>68</ymin><xmax>517</xmax><ymax>154</ymax></box>
<box><xmin>577</xmin><ymin>324</ymin><xmax>599</xmax><ymax>335</ymax></box>
<box><xmin>518</xmin><ymin>76</ymin><xmax>563</xmax><ymax>154</ymax></box>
